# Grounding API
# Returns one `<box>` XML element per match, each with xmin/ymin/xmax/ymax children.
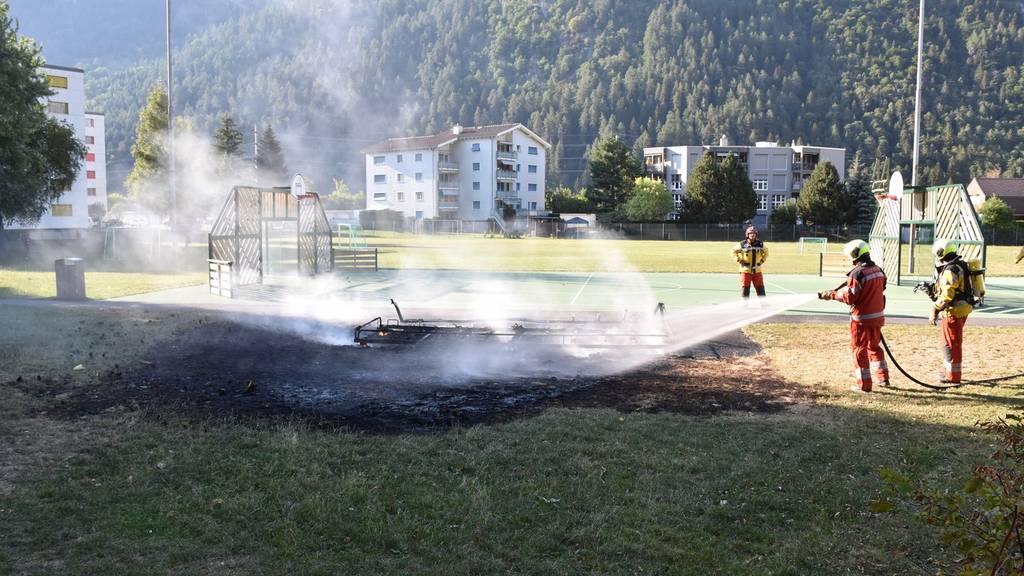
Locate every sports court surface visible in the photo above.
<box><xmin>166</xmin><ymin>269</ymin><xmax>1024</xmax><ymax>324</ymax></box>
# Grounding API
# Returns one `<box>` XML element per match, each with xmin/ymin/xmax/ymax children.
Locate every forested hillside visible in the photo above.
<box><xmin>70</xmin><ymin>0</ymin><xmax>1024</xmax><ymax>190</ymax></box>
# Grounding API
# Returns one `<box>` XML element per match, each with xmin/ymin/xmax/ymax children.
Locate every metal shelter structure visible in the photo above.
<box><xmin>208</xmin><ymin>186</ymin><xmax>333</xmax><ymax>296</ymax></box>
<box><xmin>868</xmin><ymin>174</ymin><xmax>985</xmax><ymax>286</ymax></box>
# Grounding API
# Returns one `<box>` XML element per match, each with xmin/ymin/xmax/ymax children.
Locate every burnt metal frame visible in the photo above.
<box><xmin>208</xmin><ymin>186</ymin><xmax>334</xmax><ymax>292</ymax></box>
<box><xmin>354</xmin><ymin>300</ymin><xmax>668</xmax><ymax>348</ymax></box>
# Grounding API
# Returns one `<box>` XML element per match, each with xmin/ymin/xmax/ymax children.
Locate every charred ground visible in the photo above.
<box><xmin>13</xmin><ymin>318</ymin><xmax>814</xmax><ymax>434</ymax></box>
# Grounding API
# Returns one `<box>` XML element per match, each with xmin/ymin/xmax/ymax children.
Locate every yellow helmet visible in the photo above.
<box><xmin>932</xmin><ymin>239</ymin><xmax>958</xmax><ymax>259</ymax></box>
<box><xmin>843</xmin><ymin>239</ymin><xmax>870</xmax><ymax>261</ymax></box>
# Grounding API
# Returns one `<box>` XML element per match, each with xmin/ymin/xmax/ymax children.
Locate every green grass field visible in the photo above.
<box><xmin>2</xmin><ymin>304</ymin><xmax>1022</xmax><ymax>574</ymax></box>
<box><xmin>0</xmin><ymin>267</ymin><xmax>206</xmax><ymax>299</ymax></box>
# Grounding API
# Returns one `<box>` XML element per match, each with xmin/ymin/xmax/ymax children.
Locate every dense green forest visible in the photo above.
<box><xmin>49</xmin><ymin>0</ymin><xmax>1024</xmax><ymax>191</ymax></box>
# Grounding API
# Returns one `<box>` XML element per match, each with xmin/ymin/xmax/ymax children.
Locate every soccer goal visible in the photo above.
<box><xmin>799</xmin><ymin>237</ymin><xmax>828</xmax><ymax>254</ymax></box>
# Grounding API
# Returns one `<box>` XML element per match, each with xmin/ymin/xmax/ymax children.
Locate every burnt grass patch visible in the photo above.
<box><xmin>20</xmin><ymin>320</ymin><xmax>814</xmax><ymax>434</ymax></box>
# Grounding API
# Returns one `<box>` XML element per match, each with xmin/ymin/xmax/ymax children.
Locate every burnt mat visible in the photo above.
<box><xmin>22</xmin><ymin>320</ymin><xmax>813</xmax><ymax>433</ymax></box>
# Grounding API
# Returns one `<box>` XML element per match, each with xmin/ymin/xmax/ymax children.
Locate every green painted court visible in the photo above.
<box><xmin>306</xmin><ymin>269</ymin><xmax>1024</xmax><ymax>322</ymax></box>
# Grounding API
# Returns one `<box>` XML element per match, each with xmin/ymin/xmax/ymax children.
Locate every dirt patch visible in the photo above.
<box><xmin>13</xmin><ymin>320</ymin><xmax>814</xmax><ymax>434</ymax></box>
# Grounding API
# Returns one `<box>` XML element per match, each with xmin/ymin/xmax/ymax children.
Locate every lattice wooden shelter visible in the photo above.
<box><xmin>208</xmin><ymin>186</ymin><xmax>333</xmax><ymax>296</ymax></box>
<box><xmin>868</xmin><ymin>178</ymin><xmax>985</xmax><ymax>286</ymax></box>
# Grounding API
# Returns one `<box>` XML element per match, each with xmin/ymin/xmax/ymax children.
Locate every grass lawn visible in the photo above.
<box><xmin>0</xmin><ymin>267</ymin><xmax>207</xmax><ymax>300</ymax></box>
<box><xmin>349</xmin><ymin>233</ymin><xmax>1024</xmax><ymax>276</ymax></box>
<box><xmin>2</xmin><ymin>304</ymin><xmax>1023</xmax><ymax>574</ymax></box>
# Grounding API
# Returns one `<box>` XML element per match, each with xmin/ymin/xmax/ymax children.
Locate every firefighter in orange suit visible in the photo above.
<box><xmin>929</xmin><ymin>239</ymin><xmax>974</xmax><ymax>384</ymax></box>
<box><xmin>818</xmin><ymin>240</ymin><xmax>890</xmax><ymax>392</ymax></box>
<box><xmin>732</xmin><ymin>226</ymin><xmax>768</xmax><ymax>302</ymax></box>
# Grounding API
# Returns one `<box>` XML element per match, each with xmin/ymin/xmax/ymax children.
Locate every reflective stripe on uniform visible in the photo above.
<box><xmin>861</xmin><ymin>272</ymin><xmax>885</xmax><ymax>282</ymax></box>
<box><xmin>851</xmin><ymin>311</ymin><xmax>884</xmax><ymax>321</ymax></box>
<box><xmin>870</xmin><ymin>360</ymin><xmax>889</xmax><ymax>371</ymax></box>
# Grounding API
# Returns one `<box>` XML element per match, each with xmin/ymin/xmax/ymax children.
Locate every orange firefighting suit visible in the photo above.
<box><xmin>825</xmin><ymin>259</ymin><xmax>888</xmax><ymax>391</ymax></box>
<box><xmin>932</xmin><ymin>258</ymin><xmax>973</xmax><ymax>383</ymax></box>
<box><xmin>732</xmin><ymin>239</ymin><xmax>768</xmax><ymax>298</ymax></box>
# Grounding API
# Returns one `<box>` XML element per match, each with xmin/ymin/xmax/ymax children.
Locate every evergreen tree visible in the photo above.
<box><xmin>624</xmin><ymin>177</ymin><xmax>673</xmax><ymax>222</ymax></box>
<box><xmin>719</xmin><ymin>153</ymin><xmax>756</xmax><ymax>223</ymax></box>
<box><xmin>213</xmin><ymin>114</ymin><xmax>244</xmax><ymax>175</ymax></box>
<box><xmin>843</xmin><ymin>152</ymin><xmax>877</xmax><ymax>227</ymax></box>
<box><xmin>124</xmin><ymin>84</ymin><xmax>169</xmax><ymax>211</ymax></box>
<box><xmin>797</xmin><ymin>161</ymin><xmax>845</xmax><ymax>226</ymax></box>
<box><xmin>256</xmin><ymin>124</ymin><xmax>288</xmax><ymax>184</ymax></box>
<box><xmin>683</xmin><ymin>151</ymin><xmax>723</xmax><ymax>223</ymax></box>
<box><xmin>588</xmin><ymin>135</ymin><xmax>641</xmax><ymax>212</ymax></box>
<box><xmin>0</xmin><ymin>2</ymin><xmax>85</xmax><ymax>227</ymax></box>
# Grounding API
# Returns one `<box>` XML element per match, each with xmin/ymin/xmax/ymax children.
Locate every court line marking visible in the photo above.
<box><xmin>766</xmin><ymin>280</ymin><xmax>797</xmax><ymax>294</ymax></box>
<box><xmin>570</xmin><ymin>273</ymin><xmax>594</xmax><ymax>305</ymax></box>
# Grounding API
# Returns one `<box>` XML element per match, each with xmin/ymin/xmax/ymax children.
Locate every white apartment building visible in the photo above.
<box><xmin>363</xmin><ymin>123</ymin><xmax>550</xmax><ymax>221</ymax></box>
<box><xmin>10</xmin><ymin>64</ymin><xmax>107</xmax><ymax>233</ymax></box>
<box><xmin>644</xmin><ymin>136</ymin><xmax>846</xmax><ymax>226</ymax></box>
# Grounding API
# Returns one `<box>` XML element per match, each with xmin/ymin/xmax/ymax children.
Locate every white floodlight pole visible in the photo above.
<box><xmin>166</xmin><ymin>0</ymin><xmax>176</xmax><ymax>229</ymax></box>
<box><xmin>909</xmin><ymin>0</ymin><xmax>924</xmax><ymax>273</ymax></box>
<box><xmin>254</xmin><ymin>124</ymin><xmax>259</xmax><ymax>184</ymax></box>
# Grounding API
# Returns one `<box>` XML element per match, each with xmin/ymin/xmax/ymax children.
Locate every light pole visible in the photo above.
<box><xmin>909</xmin><ymin>0</ymin><xmax>925</xmax><ymax>274</ymax></box>
<box><xmin>166</xmin><ymin>0</ymin><xmax>176</xmax><ymax>229</ymax></box>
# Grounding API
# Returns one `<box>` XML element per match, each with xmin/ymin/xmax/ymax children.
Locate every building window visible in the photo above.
<box><xmin>87</xmin><ymin>188</ymin><xmax>97</xmax><ymax>196</ymax></box>
<box><xmin>516</xmin><ymin>164</ymin><xmax>521</xmax><ymax>172</ymax></box>
<box><xmin>473</xmin><ymin>201</ymin><xmax>481</xmax><ymax>209</ymax></box>
<box><xmin>528</xmin><ymin>183</ymin><xmax>537</xmax><ymax>192</ymax></box>
<box><xmin>528</xmin><ymin>165</ymin><xmax>537</xmax><ymax>173</ymax></box>
<box><xmin>85</xmin><ymin>136</ymin><xmax>95</xmax><ymax>144</ymax></box>
<box><xmin>753</xmin><ymin>178</ymin><xmax>768</xmax><ymax>191</ymax></box>
<box><xmin>516</xmin><ymin>183</ymin><xmax>520</xmax><ymax>191</ymax></box>
<box><xmin>396</xmin><ymin>174</ymin><xmax>404</xmax><ymax>183</ymax></box>
<box><xmin>415</xmin><ymin>211</ymin><xmax>423</xmax><ymax>219</ymax></box>
<box><xmin>415</xmin><ymin>172</ymin><xmax>423</xmax><ymax>182</ymax></box>
<box><xmin>373</xmin><ymin>192</ymin><xmax>387</xmax><ymax>201</ymax></box>
<box><xmin>374</xmin><ymin>174</ymin><xmax>386</xmax><ymax>184</ymax></box>
<box><xmin>472</xmin><ymin>143</ymin><xmax>481</xmax><ymax>151</ymax></box>
<box><xmin>472</xmin><ymin>162</ymin><xmax>480</xmax><ymax>171</ymax></box>
<box><xmin>373</xmin><ymin>155</ymin><xmax>385</xmax><ymax>165</ymax></box>
<box><xmin>397</xmin><ymin>192</ymin><xmax>405</xmax><ymax>201</ymax></box>
<box><xmin>397</xmin><ymin>154</ymin><xmax>403</xmax><ymax>163</ymax></box>
<box><xmin>472</xmin><ymin>181</ymin><xmax>480</xmax><ymax>191</ymax></box>
<box><xmin>47</xmin><ymin>75</ymin><xmax>68</xmax><ymax>89</ymax></box>
<box><xmin>47</xmin><ymin>101</ymin><xmax>69</xmax><ymax>114</ymax></box>
<box><xmin>51</xmin><ymin>204</ymin><xmax>73</xmax><ymax>217</ymax></box>
<box><xmin>528</xmin><ymin>146</ymin><xmax>538</xmax><ymax>155</ymax></box>
<box><xmin>86</xmin><ymin>152</ymin><xmax>95</xmax><ymax>162</ymax></box>
<box><xmin>86</xmin><ymin>170</ymin><xmax>95</xmax><ymax>179</ymax></box>
<box><xmin>758</xmin><ymin>194</ymin><xmax>768</xmax><ymax>211</ymax></box>
<box><xmin>529</xmin><ymin>201</ymin><xmax>537</xmax><ymax>210</ymax></box>
<box><xmin>772</xmin><ymin>194</ymin><xmax>787</xmax><ymax>208</ymax></box>
<box><xmin>415</xmin><ymin>153</ymin><xmax>422</xmax><ymax>161</ymax></box>
<box><xmin>86</xmin><ymin>118</ymin><xmax>95</xmax><ymax>127</ymax></box>
<box><xmin>416</xmin><ymin>191</ymin><xmax>423</xmax><ymax>201</ymax></box>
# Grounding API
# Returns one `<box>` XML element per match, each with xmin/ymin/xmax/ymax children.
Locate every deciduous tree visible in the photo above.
<box><xmin>624</xmin><ymin>177</ymin><xmax>673</xmax><ymax>221</ymax></box>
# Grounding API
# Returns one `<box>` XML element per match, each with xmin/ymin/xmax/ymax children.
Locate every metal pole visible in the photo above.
<box><xmin>909</xmin><ymin>0</ymin><xmax>924</xmax><ymax>274</ymax></box>
<box><xmin>253</xmin><ymin>124</ymin><xmax>259</xmax><ymax>184</ymax></box>
<box><xmin>165</xmin><ymin>0</ymin><xmax>175</xmax><ymax>229</ymax></box>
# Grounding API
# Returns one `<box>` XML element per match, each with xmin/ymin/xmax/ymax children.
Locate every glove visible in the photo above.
<box><xmin>817</xmin><ymin>291</ymin><xmax>834</xmax><ymax>301</ymax></box>
<box><xmin>929</xmin><ymin>308</ymin><xmax>938</xmax><ymax>326</ymax></box>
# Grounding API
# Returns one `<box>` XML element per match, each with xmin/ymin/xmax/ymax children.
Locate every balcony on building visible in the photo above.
<box><xmin>438</xmin><ymin>181</ymin><xmax>460</xmax><ymax>193</ymax></box>
<box><xmin>496</xmin><ymin>190</ymin><xmax>519</xmax><ymax>202</ymax></box>
<box><xmin>496</xmin><ymin>169</ymin><xmax>517</xmax><ymax>181</ymax></box>
<box><xmin>439</xmin><ymin>196</ymin><xmax>460</xmax><ymax>210</ymax></box>
<box><xmin>496</xmin><ymin>149</ymin><xmax>517</xmax><ymax>163</ymax></box>
<box><xmin>438</xmin><ymin>160</ymin><xmax>459</xmax><ymax>172</ymax></box>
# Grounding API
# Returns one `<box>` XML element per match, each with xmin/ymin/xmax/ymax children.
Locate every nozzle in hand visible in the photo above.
<box><xmin>817</xmin><ymin>291</ymin><xmax>833</xmax><ymax>301</ymax></box>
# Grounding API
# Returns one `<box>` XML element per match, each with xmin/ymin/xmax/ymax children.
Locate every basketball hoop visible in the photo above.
<box><xmin>875</xmin><ymin>171</ymin><xmax>903</xmax><ymax>202</ymax></box>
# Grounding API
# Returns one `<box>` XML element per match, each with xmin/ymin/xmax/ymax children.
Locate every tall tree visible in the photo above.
<box><xmin>719</xmin><ymin>153</ymin><xmax>757</xmax><ymax>223</ymax></box>
<box><xmin>0</xmin><ymin>2</ymin><xmax>86</xmax><ymax>227</ymax></box>
<box><xmin>588</xmin><ymin>135</ymin><xmax>641</xmax><ymax>212</ymax></box>
<box><xmin>124</xmin><ymin>84</ymin><xmax>169</xmax><ymax>211</ymax></box>
<box><xmin>256</xmin><ymin>124</ymin><xmax>288</xmax><ymax>184</ymax></box>
<box><xmin>843</xmin><ymin>152</ymin><xmax>877</xmax><ymax>227</ymax></box>
<box><xmin>978</xmin><ymin>197</ymin><xmax>1016</xmax><ymax>231</ymax></box>
<box><xmin>546</xmin><ymin>186</ymin><xmax>592</xmax><ymax>213</ymax></box>
<box><xmin>797</xmin><ymin>161</ymin><xmax>845</xmax><ymax>225</ymax></box>
<box><xmin>683</xmin><ymin>151</ymin><xmax>723</xmax><ymax>223</ymax></box>
<box><xmin>213</xmin><ymin>114</ymin><xmax>244</xmax><ymax>175</ymax></box>
<box><xmin>624</xmin><ymin>177</ymin><xmax>673</xmax><ymax>222</ymax></box>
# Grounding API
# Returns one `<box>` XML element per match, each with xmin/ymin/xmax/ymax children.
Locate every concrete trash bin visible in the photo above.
<box><xmin>55</xmin><ymin>258</ymin><xmax>86</xmax><ymax>300</ymax></box>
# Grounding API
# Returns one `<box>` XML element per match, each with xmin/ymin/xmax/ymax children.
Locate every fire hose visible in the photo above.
<box><xmin>819</xmin><ymin>282</ymin><xmax>1024</xmax><ymax>390</ymax></box>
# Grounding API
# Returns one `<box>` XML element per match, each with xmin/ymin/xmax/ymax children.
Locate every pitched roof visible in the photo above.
<box><xmin>362</xmin><ymin>123</ymin><xmax>549</xmax><ymax>154</ymax></box>
<box><xmin>971</xmin><ymin>177</ymin><xmax>1024</xmax><ymax>197</ymax></box>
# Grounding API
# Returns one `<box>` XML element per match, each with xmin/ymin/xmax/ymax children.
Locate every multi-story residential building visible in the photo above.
<box><xmin>9</xmin><ymin>64</ymin><xmax>107</xmax><ymax>233</ymax></box>
<box><xmin>644</xmin><ymin>136</ymin><xmax>846</xmax><ymax>226</ymax></box>
<box><xmin>363</xmin><ymin>123</ymin><xmax>550</xmax><ymax>222</ymax></box>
